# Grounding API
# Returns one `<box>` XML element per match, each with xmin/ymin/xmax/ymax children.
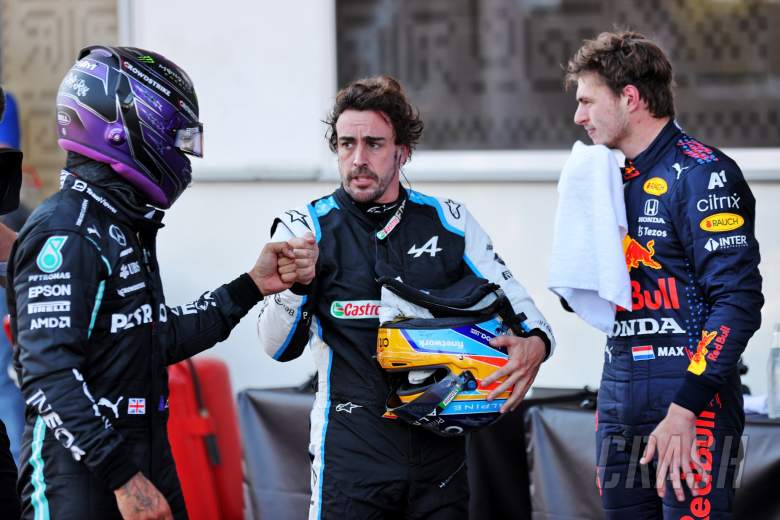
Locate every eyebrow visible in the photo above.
<box><xmin>338</xmin><ymin>136</ymin><xmax>387</xmax><ymax>143</ymax></box>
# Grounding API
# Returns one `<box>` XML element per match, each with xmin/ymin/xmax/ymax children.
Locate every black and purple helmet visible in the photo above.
<box><xmin>56</xmin><ymin>46</ymin><xmax>203</xmax><ymax>208</ymax></box>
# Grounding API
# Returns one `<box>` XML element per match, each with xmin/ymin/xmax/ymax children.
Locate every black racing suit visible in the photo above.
<box><xmin>257</xmin><ymin>186</ymin><xmax>555</xmax><ymax>519</ymax></box>
<box><xmin>597</xmin><ymin>121</ymin><xmax>763</xmax><ymax>519</ymax></box>
<box><xmin>9</xmin><ymin>171</ymin><xmax>263</xmax><ymax>519</ymax></box>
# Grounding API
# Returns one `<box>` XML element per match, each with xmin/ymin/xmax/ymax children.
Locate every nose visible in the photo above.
<box><xmin>352</xmin><ymin>142</ymin><xmax>367</xmax><ymax>168</ymax></box>
<box><xmin>573</xmin><ymin>104</ymin><xmax>587</xmax><ymax>126</ymax></box>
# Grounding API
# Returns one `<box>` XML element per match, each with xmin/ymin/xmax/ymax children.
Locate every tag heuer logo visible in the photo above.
<box><xmin>330</xmin><ymin>300</ymin><xmax>380</xmax><ymax>319</ymax></box>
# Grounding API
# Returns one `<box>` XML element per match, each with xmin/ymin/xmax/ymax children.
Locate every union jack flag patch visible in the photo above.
<box><xmin>128</xmin><ymin>398</ymin><xmax>146</xmax><ymax>415</ymax></box>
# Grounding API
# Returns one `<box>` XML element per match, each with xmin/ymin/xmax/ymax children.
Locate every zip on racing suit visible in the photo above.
<box><xmin>9</xmin><ymin>171</ymin><xmax>264</xmax><ymax>519</ymax></box>
<box><xmin>257</xmin><ymin>186</ymin><xmax>555</xmax><ymax>519</ymax></box>
<box><xmin>597</xmin><ymin>121</ymin><xmax>763</xmax><ymax>519</ymax></box>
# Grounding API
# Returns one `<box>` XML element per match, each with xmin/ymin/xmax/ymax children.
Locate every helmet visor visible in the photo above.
<box><xmin>174</xmin><ymin>123</ymin><xmax>203</xmax><ymax>157</ymax></box>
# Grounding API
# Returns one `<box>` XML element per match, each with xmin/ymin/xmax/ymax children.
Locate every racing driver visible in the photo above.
<box><xmin>566</xmin><ymin>31</ymin><xmax>763</xmax><ymax>518</ymax></box>
<box><xmin>9</xmin><ymin>46</ymin><xmax>311</xmax><ymax>519</ymax></box>
<box><xmin>257</xmin><ymin>74</ymin><xmax>555</xmax><ymax>519</ymax></box>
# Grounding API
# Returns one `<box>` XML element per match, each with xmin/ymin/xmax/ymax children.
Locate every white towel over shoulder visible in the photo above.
<box><xmin>547</xmin><ymin>141</ymin><xmax>631</xmax><ymax>334</ymax></box>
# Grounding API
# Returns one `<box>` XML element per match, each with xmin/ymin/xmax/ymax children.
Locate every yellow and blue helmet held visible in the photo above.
<box><xmin>376</xmin><ymin>276</ymin><xmax>526</xmax><ymax>436</ymax></box>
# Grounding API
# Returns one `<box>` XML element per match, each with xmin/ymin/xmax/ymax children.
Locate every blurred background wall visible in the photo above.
<box><xmin>2</xmin><ymin>0</ymin><xmax>778</xmax><ymax>395</ymax></box>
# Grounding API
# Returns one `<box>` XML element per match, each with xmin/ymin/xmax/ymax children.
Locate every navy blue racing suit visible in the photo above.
<box><xmin>597</xmin><ymin>121</ymin><xmax>763</xmax><ymax>519</ymax></box>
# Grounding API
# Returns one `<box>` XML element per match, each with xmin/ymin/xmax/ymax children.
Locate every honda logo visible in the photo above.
<box><xmin>644</xmin><ymin>199</ymin><xmax>659</xmax><ymax>216</ymax></box>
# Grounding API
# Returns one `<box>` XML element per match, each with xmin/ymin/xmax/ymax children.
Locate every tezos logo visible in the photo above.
<box><xmin>36</xmin><ymin>236</ymin><xmax>68</xmax><ymax>273</ymax></box>
<box><xmin>330</xmin><ymin>300</ymin><xmax>380</xmax><ymax>319</ymax></box>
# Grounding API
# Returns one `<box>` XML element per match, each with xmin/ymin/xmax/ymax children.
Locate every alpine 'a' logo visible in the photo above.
<box><xmin>407</xmin><ymin>236</ymin><xmax>442</xmax><ymax>258</ymax></box>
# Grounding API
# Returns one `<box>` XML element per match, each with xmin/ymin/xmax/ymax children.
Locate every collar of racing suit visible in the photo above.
<box><xmin>62</xmin><ymin>153</ymin><xmax>165</xmax><ymax>230</ymax></box>
<box><xmin>335</xmin><ymin>184</ymin><xmax>408</xmax><ymax>228</ymax></box>
<box><xmin>623</xmin><ymin>119</ymin><xmax>682</xmax><ymax>182</ymax></box>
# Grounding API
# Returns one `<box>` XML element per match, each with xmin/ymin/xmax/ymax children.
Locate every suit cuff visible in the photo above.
<box><xmin>671</xmin><ymin>374</ymin><xmax>718</xmax><ymax>416</ymax></box>
<box><xmin>227</xmin><ymin>273</ymin><xmax>264</xmax><ymax>311</ymax></box>
<box><xmin>527</xmin><ymin>328</ymin><xmax>552</xmax><ymax>361</ymax></box>
<box><xmin>290</xmin><ymin>282</ymin><xmax>313</xmax><ymax>296</ymax></box>
<box><xmin>95</xmin><ymin>443</ymin><xmax>140</xmax><ymax>491</ymax></box>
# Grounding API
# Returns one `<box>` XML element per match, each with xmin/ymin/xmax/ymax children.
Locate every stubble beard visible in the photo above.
<box><xmin>343</xmin><ymin>165</ymin><xmax>399</xmax><ymax>203</ymax></box>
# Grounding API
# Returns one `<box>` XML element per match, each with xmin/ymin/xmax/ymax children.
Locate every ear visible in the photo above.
<box><xmin>398</xmin><ymin>145</ymin><xmax>410</xmax><ymax>166</ymax></box>
<box><xmin>621</xmin><ymin>84</ymin><xmax>644</xmax><ymax>113</ymax></box>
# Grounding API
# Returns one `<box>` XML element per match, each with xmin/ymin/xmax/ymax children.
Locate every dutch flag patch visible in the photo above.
<box><xmin>631</xmin><ymin>345</ymin><xmax>655</xmax><ymax>361</ymax></box>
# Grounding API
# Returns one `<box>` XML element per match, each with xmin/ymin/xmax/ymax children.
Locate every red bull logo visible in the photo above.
<box><xmin>686</xmin><ymin>330</ymin><xmax>718</xmax><ymax>375</ymax></box>
<box><xmin>618</xmin><ymin>277</ymin><xmax>680</xmax><ymax>312</ymax></box>
<box><xmin>681</xmin><ymin>409</ymin><xmax>716</xmax><ymax>520</ymax></box>
<box><xmin>623</xmin><ymin>236</ymin><xmax>662</xmax><ymax>271</ymax></box>
<box><xmin>706</xmin><ymin>325</ymin><xmax>730</xmax><ymax>363</ymax></box>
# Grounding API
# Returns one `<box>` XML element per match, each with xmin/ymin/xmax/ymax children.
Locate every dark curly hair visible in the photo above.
<box><xmin>326</xmin><ymin>75</ymin><xmax>424</xmax><ymax>157</ymax></box>
<box><xmin>565</xmin><ymin>31</ymin><xmax>675</xmax><ymax>119</ymax></box>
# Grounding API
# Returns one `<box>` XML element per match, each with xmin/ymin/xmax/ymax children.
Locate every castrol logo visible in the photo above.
<box><xmin>330</xmin><ymin>300</ymin><xmax>381</xmax><ymax>319</ymax></box>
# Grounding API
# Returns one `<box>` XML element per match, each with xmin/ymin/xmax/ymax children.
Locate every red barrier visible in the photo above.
<box><xmin>168</xmin><ymin>357</ymin><xmax>243</xmax><ymax>519</ymax></box>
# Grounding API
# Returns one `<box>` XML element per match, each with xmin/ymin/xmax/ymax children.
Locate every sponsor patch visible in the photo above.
<box><xmin>330</xmin><ymin>300</ymin><xmax>380</xmax><ymax>319</ymax></box>
<box><xmin>335</xmin><ymin>402</ymin><xmax>362</xmax><ymax>414</ymax></box>
<box><xmin>30</xmin><ymin>316</ymin><xmax>71</xmax><ymax>329</ymax></box>
<box><xmin>111</xmin><ymin>304</ymin><xmax>153</xmax><ymax>333</ymax></box>
<box><xmin>29</xmin><ymin>284</ymin><xmax>71</xmax><ymax>299</ymax></box>
<box><xmin>708</xmin><ymin>170</ymin><xmax>727</xmax><ymax>189</ymax></box>
<box><xmin>623</xmin><ymin>236</ymin><xmax>661</xmax><ymax>271</ymax></box>
<box><xmin>28</xmin><ymin>301</ymin><xmax>71</xmax><ymax>314</ymax></box>
<box><xmin>671</xmin><ymin>163</ymin><xmax>690</xmax><ymax>178</ymax></box>
<box><xmin>610</xmin><ymin>317</ymin><xmax>685</xmax><ymax>337</ymax></box>
<box><xmin>36</xmin><ymin>236</ymin><xmax>68</xmax><ymax>273</ymax></box>
<box><xmin>696</xmin><ymin>193</ymin><xmax>740</xmax><ymax>213</ymax></box>
<box><xmin>636</xmin><ymin>226</ymin><xmax>667</xmax><ymax>238</ymax></box>
<box><xmin>643</xmin><ymin>177</ymin><xmax>668</xmax><ymax>196</ymax></box>
<box><xmin>418</xmin><ymin>339</ymin><xmax>465</xmax><ymax>350</ymax></box>
<box><xmin>644</xmin><ymin>199</ymin><xmax>659</xmax><ymax>216</ymax></box>
<box><xmin>117</xmin><ymin>282</ymin><xmax>146</xmax><ymax>297</ymax></box>
<box><xmin>618</xmin><ymin>277</ymin><xmax>680</xmax><ymax>312</ymax></box>
<box><xmin>704</xmin><ymin>235</ymin><xmax>748</xmax><ymax>252</ymax></box>
<box><xmin>28</xmin><ymin>272</ymin><xmax>70</xmax><ymax>282</ymax></box>
<box><xmin>109</xmin><ymin>225</ymin><xmax>127</xmax><ymax>246</ymax></box>
<box><xmin>686</xmin><ymin>330</ymin><xmax>718</xmax><ymax>375</ymax></box>
<box><xmin>407</xmin><ymin>236</ymin><xmax>442</xmax><ymax>258</ymax></box>
<box><xmin>706</xmin><ymin>325</ymin><xmax>731</xmax><ymax>363</ymax></box>
<box><xmin>699</xmin><ymin>212</ymin><xmax>744</xmax><ymax>232</ymax></box>
<box><xmin>120</xmin><ymin>262</ymin><xmax>141</xmax><ymax>279</ymax></box>
<box><xmin>637</xmin><ymin>216</ymin><xmax>665</xmax><ymax>224</ymax></box>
